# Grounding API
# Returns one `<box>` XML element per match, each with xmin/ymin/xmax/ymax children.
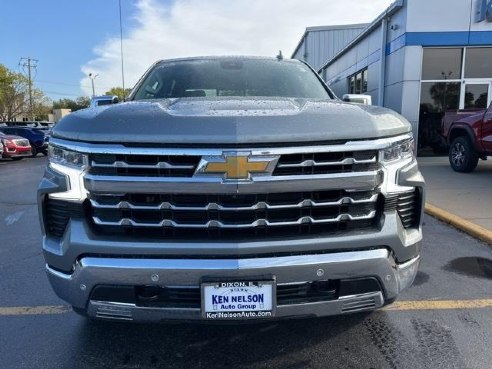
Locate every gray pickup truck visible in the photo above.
<box><xmin>38</xmin><ymin>56</ymin><xmax>424</xmax><ymax>322</ymax></box>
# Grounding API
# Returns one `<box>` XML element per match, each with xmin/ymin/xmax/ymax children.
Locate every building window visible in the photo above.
<box><xmin>348</xmin><ymin>68</ymin><xmax>368</xmax><ymax>94</ymax></box>
<box><xmin>421</xmin><ymin>48</ymin><xmax>463</xmax><ymax>80</ymax></box>
<box><xmin>420</xmin><ymin>47</ymin><xmax>492</xmax><ymax>112</ymax></box>
<box><xmin>418</xmin><ymin>46</ymin><xmax>492</xmax><ymax>155</ymax></box>
<box><xmin>464</xmin><ymin>84</ymin><xmax>489</xmax><ymax>109</ymax></box>
<box><xmin>420</xmin><ymin>82</ymin><xmax>461</xmax><ymax>113</ymax></box>
<box><xmin>464</xmin><ymin>48</ymin><xmax>492</xmax><ymax>79</ymax></box>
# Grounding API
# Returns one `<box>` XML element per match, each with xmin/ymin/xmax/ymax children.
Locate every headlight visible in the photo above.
<box><xmin>381</xmin><ymin>138</ymin><xmax>415</xmax><ymax>163</ymax></box>
<box><xmin>48</xmin><ymin>145</ymin><xmax>88</xmax><ymax>201</ymax></box>
<box><xmin>48</xmin><ymin>145</ymin><xmax>88</xmax><ymax>169</ymax></box>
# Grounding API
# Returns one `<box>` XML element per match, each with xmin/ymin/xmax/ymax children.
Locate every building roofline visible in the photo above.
<box><xmin>291</xmin><ymin>23</ymin><xmax>369</xmax><ymax>58</ymax></box>
<box><xmin>306</xmin><ymin>23</ymin><xmax>370</xmax><ymax>32</ymax></box>
<box><xmin>318</xmin><ymin>0</ymin><xmax>404</xmax><ymax>72</ymax></box>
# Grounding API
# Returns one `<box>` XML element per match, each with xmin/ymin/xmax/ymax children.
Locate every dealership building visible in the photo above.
<box><xmin>292</xmin><ymin>0</ymin><xmax>492</xmax><ymax>152</ymax></box>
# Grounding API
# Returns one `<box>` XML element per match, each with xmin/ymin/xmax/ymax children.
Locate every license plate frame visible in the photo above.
<box><xmin>201</xmin><ymin>278</ymin><xmax>276</xmax><ymax>320</ymax></box>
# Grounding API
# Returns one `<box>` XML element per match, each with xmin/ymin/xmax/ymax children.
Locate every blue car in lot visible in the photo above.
<box><xmin>0</xmin><ymin>126</ymin><xmax>49</xmax><ymax>157</ymax></box>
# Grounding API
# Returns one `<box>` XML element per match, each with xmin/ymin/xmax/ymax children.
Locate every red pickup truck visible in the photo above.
<box><xmin>442</xmin><ymin>103</ymin><xmax>492</xmax><ymax>172</ymax></box>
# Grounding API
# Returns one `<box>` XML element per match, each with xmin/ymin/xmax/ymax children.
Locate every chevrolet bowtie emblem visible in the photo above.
<box><xmin>196</xmin><ymin>153</ymin><xmax>279</xmax><ymax>180</ymax></box>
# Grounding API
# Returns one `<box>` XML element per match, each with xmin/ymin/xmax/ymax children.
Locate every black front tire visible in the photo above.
<box><xmin>31</xmin><ymin>146</ymin><xmax>37</xmax><ymax>157</ymax></box>
<box><xmin>449</xmin><ymin>136</ymin><xmax>479</xmax><ymax>173</ymax></box>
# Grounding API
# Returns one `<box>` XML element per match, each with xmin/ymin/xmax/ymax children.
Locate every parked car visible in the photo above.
<box><xmin>442</xmin><ymin>102</ymin><xmax>492</xmax><ymax>172</ymax></box>
<box><xmin>0</xmin><ymin>132</ymin><xmax>32</xmax><ymax>160</ymax></box>
<box><xmin>0</xmin><ymin>126</ymin><xmax>48</xmax><ymax>157</ymax></box>
<box><xmin>90</xmin><ymin>95</ymin><xmax>119</xmax><ymax>108</ymax></box>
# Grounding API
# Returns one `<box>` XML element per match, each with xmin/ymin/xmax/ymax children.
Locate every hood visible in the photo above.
<box><xmin>52</xmin><ymin>98</ymin><xmax>412</xmax><ymax>145</ymax></box>
<box><xmin>0</xmin><ymin>134</ymin><xmax>26</xmax><ymax>141</ymax></box>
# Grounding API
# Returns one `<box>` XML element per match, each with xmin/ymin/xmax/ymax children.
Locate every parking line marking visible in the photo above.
<box><xmin>2</xmin><ymin>300</ymin><xmax>492</xmax><ymax>317</ymax></box>
<box><xmin>383</xmin><ymin>299</ymin><xmax>492</xmax><ymax>311</ymax></box>
<box><xmin>0</xmin><ymin>305</ymin><xmax>71</xmax><ymax>316</ymax></box>
<box><xmin>4</xmin><ymin>211</ymin><xmax>25</xmax><ymax>226</ymax></box>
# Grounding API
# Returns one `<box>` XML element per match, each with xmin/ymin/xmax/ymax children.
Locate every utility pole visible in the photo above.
<box><xmin>19</xmin><ymin>57</ymin><xmax>38</xmax><ymax>121</ymax></box>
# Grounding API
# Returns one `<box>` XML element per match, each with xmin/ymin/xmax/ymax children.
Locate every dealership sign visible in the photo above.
<box><xmin>477</xmin><ymin>0</ymin><xmax>492</xmax><ymax>22</ymax></box>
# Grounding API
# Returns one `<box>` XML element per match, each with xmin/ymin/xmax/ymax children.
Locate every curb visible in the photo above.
<box><xmin>425</xmin><ymin>203</ymin><xmax>492</xmax><ymax>245</ymax></box>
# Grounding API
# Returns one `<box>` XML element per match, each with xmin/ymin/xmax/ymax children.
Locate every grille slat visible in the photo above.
<box><xmin>273</xmin><ymin>150</ymin><xmax>378</xmax><ymax>176</ymax></box>
<box><xmin>385</xmin><ymin>189</ymin><xmax>420</xmax><ymax>229</ymax></box>
<box><xmin>45</xmin><ymin>199</ymin><xmax>84</xmax><ymax>238</ymax></box>
<box><xmin>276</xmin><ymin>156</ymin><xmax>376</xmax><ymax>168</ymax></box>
<box><xmin>90</xmin><ymin>194</ymin><xmax>379</xmax><ymax>212</ymax></box>
<box><xmin>89</xmin><ymin>150</ymin><xmax>379</xmax><ymax>178</ymax></box>
<box><xmin>91</xmin><ymin>161</ymin><xmax>196</xmax><ymax>170</ymax></box>
<box><xmin>93</xmin><ymin>211</ymin><xmax>377</xmax><ymax>229</ymax></box>
<box><xmin>90</xmin><ymin>190</ymin><xmax>381</xmax><ymax>240</ymax></box>
<box><xmin>89</xmin><ymin>154</ymin><xmax>201</xmax><ymax>177</ymax></box>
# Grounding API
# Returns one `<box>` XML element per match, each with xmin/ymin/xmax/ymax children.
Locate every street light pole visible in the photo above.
<box><xmin>88</xmin><ymin>73</ymin><xmax>98</xmax><ymax>97</ymax></box>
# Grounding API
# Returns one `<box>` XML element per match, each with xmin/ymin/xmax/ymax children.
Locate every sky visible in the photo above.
<box><xmin>1</xmin><ymin>0</ymin><xmax>394</xmax><ymax>101</ymax></box>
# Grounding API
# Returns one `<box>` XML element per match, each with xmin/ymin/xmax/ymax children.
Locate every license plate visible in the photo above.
<box><xmin>201</xmin><ymin>280</ymin><xmax>275</xmax><ymax>320</ymax></box>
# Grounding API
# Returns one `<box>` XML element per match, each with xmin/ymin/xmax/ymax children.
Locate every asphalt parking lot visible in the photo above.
<box><xmin>1</xmin><ymin>157</ymin><xmax>492</xmax><ymax>369</ymax></box>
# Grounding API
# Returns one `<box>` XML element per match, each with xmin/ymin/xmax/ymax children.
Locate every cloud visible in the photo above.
<box><xmin>80</xmin><ymin>0</ymin><xmax>393</xmax><ymax>96</ymax></box>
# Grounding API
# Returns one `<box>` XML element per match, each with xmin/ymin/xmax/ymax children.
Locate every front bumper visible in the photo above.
<box><xmin>2</xmin><ymin>147</ymin><xmax>32</xmax><ymax>158</ymax></box>
<box><xmin>46</xmin><ymin>248</ymin><xmax>420</xmax><ymax>321</ymax></box>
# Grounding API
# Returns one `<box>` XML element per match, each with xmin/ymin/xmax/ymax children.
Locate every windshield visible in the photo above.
<box><xmin>132</xmin><ymin>59</ymin><xmax>331</xmax><ymax>100</ymax></box>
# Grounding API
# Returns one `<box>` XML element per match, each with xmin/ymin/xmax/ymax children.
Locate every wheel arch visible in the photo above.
<box><xmin>448</xmin><ymin>124</ymin><xmax>479</xmax><ymax>150</ymax></box>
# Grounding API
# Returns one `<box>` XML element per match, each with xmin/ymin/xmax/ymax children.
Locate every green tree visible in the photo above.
<box><xmin>0</xmin><ymin>65</ymin><xmax>29</xmax><ymax>121</ymax></box>
<box><xmin>0</xmin><ymin>64</ymin><xmax>52</xmax><ymax>121</ymax></box>
<box><xmin>31</xmin><ymin>88</ymin><xmax>52</xmax><ymax>121</ymax></box>
<box><xmin>105</xmin><ymin>87</ymin><xmax>132</xmax><ymax>101</ymax></box>
<box><xmin>53</xmin><ymin>96</ymin><xmax>90</xmax><ymax>112</ymax></box>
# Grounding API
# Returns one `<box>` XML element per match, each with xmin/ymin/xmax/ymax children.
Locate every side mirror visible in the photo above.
<box><xmin>342</xmin><ymin>94</ymin><xmax>372</xmax><ymax>105</ymax></box>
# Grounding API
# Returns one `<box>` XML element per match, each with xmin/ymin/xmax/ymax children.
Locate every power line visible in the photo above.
<box><xmin>36</xmin><ymin>79</ymin><xmax>100</xmax><ymax>89</ymax></box>
<box><xmin>43</xmin><ymin>90</ymin><xmax>86</xmax><ymax>97</ymax></box>
<box><xmin>36</xmin><ymin>79</ymin><xmax>118</xmax><ymax>91</ymax></box>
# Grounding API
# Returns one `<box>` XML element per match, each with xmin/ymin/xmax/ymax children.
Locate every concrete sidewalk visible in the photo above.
<box><xmin>417</xmin><ymin>156</ymin><xmax>492</xmax><ymax>231</ymax></box>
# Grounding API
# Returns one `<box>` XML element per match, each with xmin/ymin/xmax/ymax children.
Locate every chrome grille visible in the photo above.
<box><xmin>13</xmin><ymin>139</ymin><xmax>30</xmax><ymax>147</ymax></box>
<box><xmin>88</xmin><ymin>149</ymin><xmax>379</xmax><ymax>178</ymax></box>
<box><xmin>273</xmin><ymin>150</ymin><xmax>378</xmax><ymax>176</ymax></box>
<box><xmin>89</xmin><ymin>154</ymin><xmax>201</xmax><ymax>177</ymax></box>
<box><xmin>89</xmin><ymin>190</ymin><xmax>382</xmax><ymax>239</ymax></box>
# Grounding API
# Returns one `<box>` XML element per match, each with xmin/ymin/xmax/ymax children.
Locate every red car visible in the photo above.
<box><xmin>0</xmin><ymin>132</ymin><xmax>32</xmax><ymax>160</ymax></box>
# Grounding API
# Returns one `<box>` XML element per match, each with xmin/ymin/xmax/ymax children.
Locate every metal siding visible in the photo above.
<box><xmin>384</xmin><ymin>82</ymin><xmax>403</xmax><ymax>113</ymax></box>
<box><xmin>386</xmin><ymin>47</ymin><xmax>405</xmax><ymax>86</ymax></box>
<box><xmin>406</xmin><ymin>0</ymin><xmax>474</xmax><ymax>33</ymax></box>
<box><xmin>293</xmin><ymin>37</ymin><xmax>306</xmax><ymax>60</ymax></box>
<box><xmin>296</xmin><ymin>26</ymin><xmax>367</xmax><ymax>70</ymax></box>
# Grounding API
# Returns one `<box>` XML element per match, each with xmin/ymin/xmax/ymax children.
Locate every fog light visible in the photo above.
<box><xmin>396</xmin><ymin>255</ymin><xmax>420</xmax><ymax>292</ymax></box>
